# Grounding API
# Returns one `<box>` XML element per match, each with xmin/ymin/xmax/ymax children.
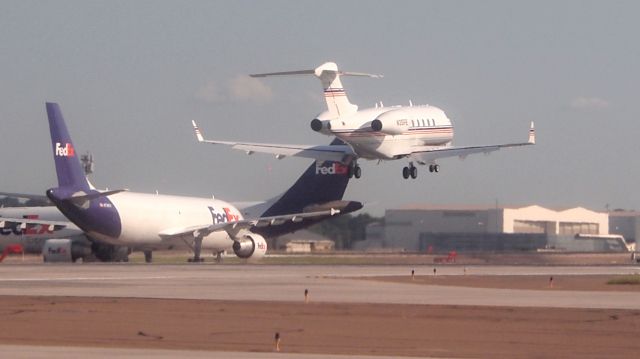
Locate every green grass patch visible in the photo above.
<box><xmin>607</xmin><ymin>275</ymin><xmax>640</xmax><ymax>285</ymax></box>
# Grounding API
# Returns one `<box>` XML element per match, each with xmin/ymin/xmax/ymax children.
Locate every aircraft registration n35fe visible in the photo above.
<box><xmin>193</xmin><ymin>62</ymin><xmax>535</xmax><ymax>179</ymax></box>
<box><xmin>9</xmin><ymin>103</ymin><xmax>361</xmax><ymax>262</ymax></box>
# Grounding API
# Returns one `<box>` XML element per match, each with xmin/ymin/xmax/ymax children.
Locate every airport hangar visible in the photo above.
<box><xmin>358</xmin><ymin>204</ymin><xmax>633</xmax><ymax>253</ymax></box>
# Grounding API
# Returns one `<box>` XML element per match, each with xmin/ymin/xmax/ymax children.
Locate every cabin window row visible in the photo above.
<box><xmin>411</xmin><ymin>119</ymin><xmax>436</xmax><ymax>127</ymax></box>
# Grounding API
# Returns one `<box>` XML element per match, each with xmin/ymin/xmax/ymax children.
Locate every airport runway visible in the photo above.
<box><xmin>1</xmin><ymin>264</ymin><xmax>639</xmax><ymax>309</ymax></box>
<box><xmin>0</xmin><ymin>345</ymin><xmax>429</xmax><ymax>359</ymax></box>
<box><xmin>2</xmin><ymin>263</ymin><xmax>640</xmax><ymax>358</ymax></box>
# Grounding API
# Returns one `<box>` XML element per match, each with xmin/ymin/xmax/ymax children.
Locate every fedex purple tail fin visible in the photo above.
<box><xmin>46</xmin><ymin>102</ymin><xmax>90</xmax><ymax>191</ymax></box>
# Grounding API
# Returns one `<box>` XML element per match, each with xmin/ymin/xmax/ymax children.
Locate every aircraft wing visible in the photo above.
<box><xmin>410</xmin><ymin>122</ymin><xmax>535</xmax><ymax>164</ymax></box>
<box><xmin>158</xmin><ymin>208</ymin><xmax>340</xmax><ymax>241</ymax></box>
<box><xmin>192</xmin><ymin>121</ymin><xmax>354</xmax><ymax>163</ymax></box>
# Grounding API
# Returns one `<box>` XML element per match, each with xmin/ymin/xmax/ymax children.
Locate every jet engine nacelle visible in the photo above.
<box><xmin>371</xmin><ymin>110</ymin><xmax>410</xmax><ymax>135</ymax></box>
<box><xmin>310</xmin><ymin>118</ymin><xmax>333</xmax><ymax>134</ymax></box>
<box><xmin>232</xmin><ymin>233</ymin><xmax>267</xmax><ymax>260</ymax></box>
<box><xmin>42</xmin><ymin>238</ymin><xmax>92</xmax><ymax>262</ymax></box>
<box><xmin>310</xmin><ymin>111</ymin><xmax>336</xmax><ymax>134</ymax></box>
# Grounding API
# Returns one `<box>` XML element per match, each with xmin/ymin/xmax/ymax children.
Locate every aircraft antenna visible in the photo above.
<box><xmin>80</xmin><ymin>152</ymin><xmax>94</xmax><ymax>175</ymax></box>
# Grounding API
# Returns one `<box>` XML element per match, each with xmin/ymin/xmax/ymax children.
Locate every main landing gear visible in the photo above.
<box><xmin>143</xmin><ymin>250</ymin><xmax>153</xmax><ymax>263</ymax></box>
<box><xmin>188</xmin><ymin>236</ymin><xmax>205</xmax><ymax>262</ymax></box>
<box><xmin>402</xmin><ymin>163</ymin><xmax>440</xmax><ymax>179</ymax></box>
<box><xmin>348</xmin><ymin>163</ymin><xmax>362</xmax><ymax>179</ymax></box>
<box><xmin>402</xmin><ymin>162</ymin><xmax>418</xmax><ymax>179</ymax></box>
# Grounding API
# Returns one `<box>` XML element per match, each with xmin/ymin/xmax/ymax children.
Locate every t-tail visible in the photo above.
<box><xmin>46</xmin><ymin>102</ymin><xmax>91</xmax><ymax>192</ymax></box>
<box><xmin>250</xmin><ymin>61</ymin><xmax>382</xmax><ymax>118</ymax></box>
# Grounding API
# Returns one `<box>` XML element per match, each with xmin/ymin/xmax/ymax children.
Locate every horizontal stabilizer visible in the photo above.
<box><xmin>250</xmin><ymin>69</ymin><xmax>315</xmax><ymax>77</ymax></box>
<box><xmin>249</xmin><ymin>62</ymin><xmax>381</xmax><ymax>117</ymax></box>
<box><xmin>250</xmin><ymin>69</ymin><xmax>383</xmax><ymax>79</ymax></box>
<box><xmin>58</xmin><ymin>189</ymin><xmax>127</xmax><ymax>202</ymax></box>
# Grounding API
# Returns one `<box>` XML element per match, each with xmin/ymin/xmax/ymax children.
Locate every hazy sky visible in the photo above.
<box><xmin>1</xmin><ymin>0</ymin><xmax>639</xmax><ymax>216</ymax></box>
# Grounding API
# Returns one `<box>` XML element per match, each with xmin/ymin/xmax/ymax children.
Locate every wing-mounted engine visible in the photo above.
<box><xmin>232</xmin><ymin>232</ymin><xmax>267</xmax><ymax>260</ymax></box>
<box><xmin>371</xmin><ymin>109</ymin><xmax>410</xmax><ymax>135</ymax></box>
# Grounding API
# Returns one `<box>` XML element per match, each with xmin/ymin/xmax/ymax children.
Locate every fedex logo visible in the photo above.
<box><xmin>0</xmin><ymin>215</ymin><xmax>55</xmax><ymax>236</ymax></box>
<box><xmin>47</xmin><ymin>246</ymin><xmax>67</xmax><ymax>255</ymax></box>
<box><xmin>315</xmin><ymin>163</ymin><xmax>348</xmax><ymax>175</ymax></box>
<box><xmin>208</xmin><ymin>206</ymin><xmax>240</xmax><ymax>224</ymax></box>
<box><xmin>55</xmin><ymin>142</ymin><xmax>75</xmax><ymax>157</ymax></box>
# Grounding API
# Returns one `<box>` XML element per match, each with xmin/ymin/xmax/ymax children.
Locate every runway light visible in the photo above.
<box><xmin>304</xmin><ymin>289</ymin><xmax>309</xmax><ymax>303</ymax></box>
<box><xmin>274</xmin><ymin>332</ymin><xmax>281</xmax><ymax>352</ymax></box>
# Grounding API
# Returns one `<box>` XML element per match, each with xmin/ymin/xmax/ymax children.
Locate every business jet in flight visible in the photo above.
<box><xmin>194</xmin><ymin>62</ymin><xmax>535</xmax><ymax>179</ymax></box>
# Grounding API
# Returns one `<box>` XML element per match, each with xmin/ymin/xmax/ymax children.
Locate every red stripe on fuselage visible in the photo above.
<box><xmin>331</xmin><ymin>127</ymin><xmax>453</xmax><ymax>137</ymax></box>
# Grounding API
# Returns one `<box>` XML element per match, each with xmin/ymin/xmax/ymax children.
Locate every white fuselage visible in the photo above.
<box><xmin>322</xmin><ymin>105</ymin><xmax>454</xmax><ymax>160</ymax></box>
<box><xmin>0</xmin><ymin>206</ymin><xmax>83</xmax><ymax>250</ymax></box>
<box><xmin>75</xmin><ymin>192</ymin><xmax>244</xmax><ymax>251</ymax></box>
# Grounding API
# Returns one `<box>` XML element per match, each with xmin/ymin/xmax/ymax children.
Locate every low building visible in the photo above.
<box><xmin>360</xmin><ymin>204</ymin><xmax>617</xmax><ymax>252</ymax></box>
<box><xmin>285</xmin><ymin>239</ymin><xmax>335</xmax><ymax>253</ymax></box>
<box><xmin>609</xmin><ymin>210</ymin><xmax>640</xmax><ymax>244</ymax></box>
<box><xmin>275</xmin><ymin>230</ymin><xmax>335</xmax><ymax>253</ymax></box>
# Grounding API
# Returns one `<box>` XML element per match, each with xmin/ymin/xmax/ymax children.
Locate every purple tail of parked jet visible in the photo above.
<box><xmin>46</xmin><ymin>102</ymin><xmax>91</xmax><ymax>191</ymax></box>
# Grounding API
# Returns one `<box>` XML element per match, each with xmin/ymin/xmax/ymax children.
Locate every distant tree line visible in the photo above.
<box><xmin>308</xmin><ymin>213</ymin><xmax>382</xmax><ymax>249</ymax></box>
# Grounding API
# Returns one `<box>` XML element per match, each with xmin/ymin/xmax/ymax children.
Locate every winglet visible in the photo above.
<box><xmin>192</xmin><ymin>120</ymin><xmax>204</xmax><ymax>142</ymax></box>
<box><xmin>528</xmin><ymin>121</ymin><xmax>536</xmax><ymax>144</ymax></box>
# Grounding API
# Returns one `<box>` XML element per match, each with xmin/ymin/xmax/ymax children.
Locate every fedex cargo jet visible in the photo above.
<box><xmin>2</xmin><ymin>103</ymin><xmax>361</xmax><ymax>263</ymax></box>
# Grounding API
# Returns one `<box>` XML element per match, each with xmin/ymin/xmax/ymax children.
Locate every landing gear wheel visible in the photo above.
<box><xmin>143</xmin><ymin>250</ymin><xmax>153</xmax><ymax>263</ymax></box>
<box><xmin>410</xmin><ymin>166</ymin><xmax>418</xmax><ymax>179</ymax></box>
<box><xmin>354</xmin><ymin>165</ymin><xmax>362</xmax><ymax>179</ymax></box>
<box><xmin>402</xmin><ymin>166</ymin><xmax>410</xmax><ymax>179</ymax></box>
<box><xmin>434</xmin><ymin>164</ymin><xmax>440</xmax><ymax>173</ymax></box>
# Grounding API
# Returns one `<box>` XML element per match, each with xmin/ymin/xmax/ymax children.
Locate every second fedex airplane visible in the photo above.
<box><xmin>26</xmin><ymin>103</ymin><xmax>361</xmax><ymax>262</ymax></box>
<box><xmin>194</xmin><ymin>62</ymin><xmax>535</xmax><ymax>179</ymax></box>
